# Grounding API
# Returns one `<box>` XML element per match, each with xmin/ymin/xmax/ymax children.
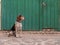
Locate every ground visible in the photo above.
<box><xmin>0</xmin><ymin>31</ymin><xmax>60</xmax><ymax>45</ymax></box>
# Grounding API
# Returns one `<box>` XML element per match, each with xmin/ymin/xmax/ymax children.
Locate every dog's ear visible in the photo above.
<box><xmin>17</xmin><ymin>16</ymin><xmax>20</xmax><ymax>19</ymax></box>
<box><xmin>17</xmin><ymin>15</ymin><xmax>24</xmax><ymax>20</ymax></box>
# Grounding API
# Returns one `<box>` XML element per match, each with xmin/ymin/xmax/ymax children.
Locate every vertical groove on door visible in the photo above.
<box><xmin>57</xmin><ymin>0</ymin><xmax>60</xmax><ymax>30</ymax></box>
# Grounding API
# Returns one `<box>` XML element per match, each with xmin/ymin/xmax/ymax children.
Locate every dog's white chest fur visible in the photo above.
<box><xmin>15</xmin><ymin>21</ymin><xmax>22</xmax><ymax>27</ymax></box>
<box><xmin>15</xmin><ymin>21</ymin><xmax>22</xmax><ymax>30</ymax></box>
<box><xmin>15</xmin><ymin>21</ymin><xmax>22</xmax><ymax>37</ymax></box>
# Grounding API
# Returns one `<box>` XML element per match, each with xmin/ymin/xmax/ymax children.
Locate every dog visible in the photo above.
<box><xmin>8</xmin><ymin>15</ymin><xmax>24</xmax><ymax>37</ymax></box>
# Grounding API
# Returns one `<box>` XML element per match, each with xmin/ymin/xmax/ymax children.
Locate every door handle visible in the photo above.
<box><xmin>42</xmin><ymin>2</ymin><xmax>47</xmax><ymax>7</ymax></box>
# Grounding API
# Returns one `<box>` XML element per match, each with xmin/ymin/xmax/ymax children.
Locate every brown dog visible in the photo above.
<box><xmin>8</xmin><ymin>15</ymin><xmax>24</xmax><ymax>37</ymax></box>
<box><xmin>15</xmin><ymin>15</ymin><xmax>24</xmax><ymax>37</ymax></box>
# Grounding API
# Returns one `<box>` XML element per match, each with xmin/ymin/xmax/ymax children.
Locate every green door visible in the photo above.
<box><xmin>41</xmin><ymin>0</ymin><xmax>59</xmax><ymax>30</ymax></box>
<box><xmin>2</xmin><ymin>0</ymin><xmax>60</xmax><ymax>31</ymax></box>
<box><xmin>2</xmin><ymin>0</ymin><xmax>41</xmax><ymax>30</ymax></box>
<box><xmin>18</xmin><ymin>0</ymin><xmax>41</xmax><ymax>31</ymax></box>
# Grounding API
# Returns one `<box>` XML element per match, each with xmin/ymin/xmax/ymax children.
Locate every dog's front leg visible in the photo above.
<box><xmin>15</xmin><ymin>27</ymin><xmax>19</xmax><ymax>37</ymax></box>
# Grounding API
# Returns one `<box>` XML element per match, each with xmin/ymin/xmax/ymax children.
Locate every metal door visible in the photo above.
<box><xmin>41</xmin><ymin>0</ymin><xmax>59</xmax><ymax>31</ymax></box>
<box><xmin>2</xmin><ymin>0</ymin><xmax>41</xmax><ymax>30</ymax></box>
<box><xmin>2</xmin><ymin>0</ymin><xmax>60</xmax><ymax>31</ymax></box>
<box><xmin>17</xmin><ymin>0</ymin><xmax>41</xmax><ymax>31</ymax></box>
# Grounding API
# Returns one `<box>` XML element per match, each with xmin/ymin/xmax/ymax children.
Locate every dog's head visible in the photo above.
<box><xmin>17</xmin><ymin>15</ymin><xmax>24</xmax><ymax>22</ymax></box>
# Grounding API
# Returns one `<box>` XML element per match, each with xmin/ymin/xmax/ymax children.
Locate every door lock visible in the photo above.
<box><xmin>42</xmin><ymin>2</ymin><xmax>47</xmax><ymax>7</ymax></box>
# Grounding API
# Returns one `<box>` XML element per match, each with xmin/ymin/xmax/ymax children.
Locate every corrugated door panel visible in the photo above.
<box><xmin>2</xmin><ymin>0</ymin><xmax>41</xmax><ymax>30</ymax></box>
<box><xmin>53</xmin><ymin>0</ymin><xmax>58</xmax><ymax>30</ymax></box>
<box><xmin>18</xmin><ymin>0</ymin><xmax>40</xmax><ymax>30</ymax></box>
<box><xmin>2</xmin><ymin>0</ymin><xmax>5</xmax><ymax>29</ymax></box>
<box><xmin>2</xmin><ymin>0</ymin><xmax>18</xmax><ymax>30</ymax></box>
<box><xmin>50</xmin><ymin>0</ymin><xmax>58</xmax><ymax>29</ymax></box>
<box><xmin>58</xmin><ymin>0</ymin><xmax>60</xmax><ymax>31</ymax></box>
<box><xmin>39</xmin><ymin>0</ymin><xmax>43</xmax><ymax>30</ymax></box>
<box><xmin>42</xmin><ymin>0</ymin><xmax>47</xmax><ymax>28</ymax></box>
<box><xmin>42</xmin><ymin>0</ymin><xmax>59</xmax><ymax>30</ymax></box>
<box><xmin>2</xmin><ymin>0</ymin><xmax>60</xmax><ymax>31</ymax></box>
